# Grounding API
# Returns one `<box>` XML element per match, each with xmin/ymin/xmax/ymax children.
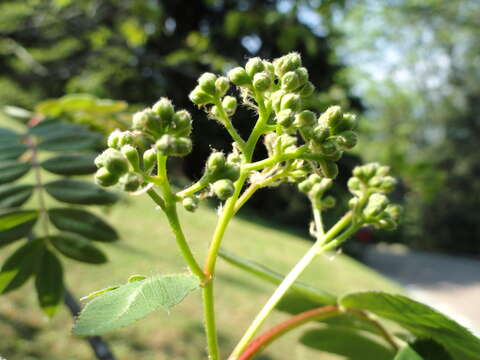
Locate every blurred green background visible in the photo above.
<box><xmin>1</xmin><ymin>0</ymin><xmax>479</xmax><ymax>252</ymax></box>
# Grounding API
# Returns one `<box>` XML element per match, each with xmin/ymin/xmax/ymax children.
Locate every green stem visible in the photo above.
<box><xmin>214</xmin><ymin>99</ymin><xmax>246</xmax><ymax>150</ymax></box>
<box><xmin>176</xmin><ymin>179</ymin><xmax>208</xmax><ymax>198</ymax></box>
<box><xmin>202</xmin><ymin>282</ymin><xmax>219</xmax><ymax>360</ymax></box>
<box><xmin>312</xmin><ymin>207</ymin><xmax>324</xmax><ymax>238</ymax></box>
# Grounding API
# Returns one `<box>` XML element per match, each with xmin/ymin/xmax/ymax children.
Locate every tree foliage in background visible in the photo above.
<box><xmin>335</xmin><ymin>0</ymin><xmax>480</xmax><ymax>253</ymax></box>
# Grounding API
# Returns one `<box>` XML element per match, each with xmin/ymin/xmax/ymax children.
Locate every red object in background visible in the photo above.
<box><xmin>355</xmin><ymin>227</ymin><xmax>374</xmax><ymax>244</ymax></box>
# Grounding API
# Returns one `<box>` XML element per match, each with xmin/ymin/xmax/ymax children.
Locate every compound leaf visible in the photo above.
<box><xmin>35</xmin><ymin>249</ymin><xmax>64</xmax><ymax>317</ymax></box>
<box><xmin>48</xmin><ymin>208</ymin><xmax>118</xmax><ymax>242</ymax></box>
<box><xmin>0</xmin><ymin>183</ymin><xmax>34</xmax><ymax>208</ymax></box>
<box><xmin>0</xmin><ymin>161</ymin><xmax>31</xmax><ymax>184</ymax></box>
<box><xmin>49</xmin><ymin>232</ymin><xmax>107</xmax><ymax>264</ymax></box>
<box><xmin>38</xmin><ymin>132</ymin><xmax>100</xmax><ymax>152</ymax></box>
<box><xmin>40</xmin><ymin>153</ymin><xmax>97</xmax><ymax>175</ymax></box>
<box><xmin>0</xmin><ymin>144</ymin><xmax>28</xmax><ymax>161</ymax></box>
<box><xmin>44</xmin><ymin>179</ymin><xmax>118</xmax><ymax>205</ymax></box>
<box><xmin>0</xmin><ymin>209</ymin><xmax>38</xmax><ymax>231</ymax></box>
<box><xmin>73</xmin><ymin>273</ymin><xmax>200</xmax><ymax>335</ymax></box>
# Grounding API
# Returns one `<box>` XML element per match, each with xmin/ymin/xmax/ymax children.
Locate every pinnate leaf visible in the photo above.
<box><xmin>73</xmin><ymin>274</ymin><xmax>200</xmax><ymax>335</ymax></box>
<box><xmin>48</xmin><ymin>208</ymin><xmax>118</xmax><ymax>242</ymax></box>
<box><xmin>44</xmin><ymin>179</ymin><xmax>118</xmax><ymax>205</ymax></box>
<box><xmin>0</xmin><ymin>184</ymin><xmax>34</xmax><ymax>208</ymax></box>
<box><xmin>38</xmin><ymin>132</ymin><xmax>100</xmax><ymax>152</ymax></box>
<box><xmin>40</xmin><ymin>153</ymin><xmax>97</xmax><ymax>175</ymax></box>
<box><xmin>0</xmin><ymin>209</ymin><xmax>38</xmax><ymax>231</ymax></box>
<box><xmin>35</xmin><ymin>250</ymin><xmax>64</xmax><ymax>317</ymax></box>
<box><xmin>0</xmin><ymin>161</ymin><xmax>31</xmax><ymax>184</ymax></box>
<box><xmin>0</xmin><ymin>144</ymin><xmax>28</xmax><ymax>161</ymax></box>
<box><xmin>49</xmin><ymin>232</ymin><xmax>107</xmax><ymax>264</ymax></box>
<box><xmin>340</xmin><ymin>291</ymin><xmax>480</xmax><ymax>359</ymax></box>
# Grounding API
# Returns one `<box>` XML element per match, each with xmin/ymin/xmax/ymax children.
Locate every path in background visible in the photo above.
<box><xmin>363</xmin><ymin>244</ymin><xmax>480</xmax><ymax>336</ymax></box>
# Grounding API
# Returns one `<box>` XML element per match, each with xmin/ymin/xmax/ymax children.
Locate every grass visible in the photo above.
<box><xmin>0</xmin><ymin>115</ymin><xmax>403</xmax><ymax>359</ymax></box>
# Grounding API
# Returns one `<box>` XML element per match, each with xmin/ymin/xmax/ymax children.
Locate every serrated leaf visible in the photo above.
<box><xmin>0</xmin><ymin>218</ymin><xmax>37</xmax><ymax>247</ymax></box>
<box><xmin>44</xmin><ymin>179</ymin><xmax>118</xmax><ymax>205</ymax></box>
<box><xmin>394</xmin><ymin>345</ymin><xmax>424</xmax><ymax>360</ymax></box>
<box><xmin>0</xmin><ymin>209</ymin><xmax>38</xmax><ymax>231</ymax></box>
<box><xmin>48</xmin><ymin>208</ymin><xmax>118</xmax><ymax>242</ymax></box>
<box><xmin>73</xmin><ymin>274</ymin><xmax>200</xmax><ymax>335</ymax></box>
<box><xmin>0</xmin><ymin>239</ymin><xmax>44</xmax><ymax>294</ymax></box>
<box><xmin>340</xmin><ymin>292</ymin><xmax>480</xmax><ymax>359</ymax></box>
<box><xmin>0</xmin><ymin>183</ymin><xmax>34</xmax><ymax>208</ymax></box>
<box><xmin>38</xmin><ymin>132</ymin><xmax>100</xmax><ymax>152</ymax></box>
<box><xmin>0</xmin><ymin>160</ymin><xmax>31</xmax><ymax>184</ymax></box>
<box><xmin>300</xmin><ymin>327</ymin><xmax>394</xmax><ymax>360</ymax></box>
<box><xmin>0</xmin><ymin>144</ymin><xmax>28</xmax><ymax>161</ymax></box>
<box><xmin>35</xmin><ymin>249</ymin><xmax>64</xmax><ymax>317</ymax></box>
<box><xmin>219</xmin><ymin>248</ymin><xmax>336</xmax><ymax>305</ymax></box>
<box><xmin>49</xmin><ymin>232</ymin><xmax>107</xmax><ymax>264</ymax></box>
<box><xmin>40</xmin><ymin>153</ymin><xmax>97</xmax><ymax>175</ymax></box>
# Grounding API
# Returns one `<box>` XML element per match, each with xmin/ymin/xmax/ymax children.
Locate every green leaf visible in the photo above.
<box><xmin>300</xmin><ymin>327</ymin><xmax>395</xmax><ymax>360</ymax></box>
<box><xmin>49</xmin><ymin>232</ymin><xmax>107</xmax><ymax>264</ymax></box>
<box><xmin>44</xmin><ymin>179</ymin><xmax>118</xmax><ymax>205</ymax></box>
<box><xmin>394</xmin><ymin>345</ymin><xmax>424</xmax><ymax>360</ymax></box>
<box><xmin>0</xmin><ymin>209</ymin><xmax>38</xmax><ymax>231</ymax></box>
<box><xmin>80</xmin><ymin>286</ymin><xmax>120</xmax><ymax>301</ymax></box>
<box><xmin>73</xmin><ymin>273</ymin><xmax>200</xmax><ymax>335</ymax></box>
<box><xmin>340</xmin><ymin>292</ymin><xmax>480</xmax><ymax>359</ymax></box>
<box><xmin>0</xmin><ymin>218</ymin><xmax>37</xmax><ymax>247</ymax></box>
<box><xmin>29</xmin><ymin>120</ymin><xmax>87</xmax><ymax>137</ymax></box>
<box><xmin>38</xmin><ymin>132</ymin><xmax>100</xmax><ymax>152</ymax></box>
<box><xmin>0</xmin><ymin>127</ymin><xmax>22</xmax><ymax>144</ymax></box>
<box><xmin>3</xmin><ymin>105</ymin><xmax>33</xmax><ymax>120</ymax></box>
<box><xmin>48</xmin><ymin>208</ymin><xmax>118</xmax><ymax>242</ymax></box>
<box><xmin>0</xmin><ymin>183</ymin><xmax>34</xmax><ymax>208</ymax></box>
<box><xmin>0</xmin><ymin>160</ymin><xmax>31</xmax><ymax>184</ymax></box>
<box><xmin>410</xmin><ymin>338</ymin><xmax>453</xmax><ymax>360</ymax></box>
<box><xmin>0</xmin><ymin>144</ymin><xmax>28</xmax><ymax>161</ymax></box>
<box><xmin>219</xmin><ymin>248</ymin><xmax>336</xmax><ymax>305</ymax></box>
<box><xmin>0</xmin><ymin>239</ymin><xmax>44</xmax><ymax>294</ymax></box>
<box><xmin>35</xmin><ymin>249</ymin><xmax>64</xmax><ymax>317</ymax></box>
<box><xmin>40</xmin><ymin>153</ymin><xmax>97</xmax><ymax>175</ymax></box>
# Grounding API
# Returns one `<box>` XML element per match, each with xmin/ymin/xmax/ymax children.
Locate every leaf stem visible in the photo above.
<box><xmin>213</xmin><ymin>98</ymin><xmax>246</xmax><ymax>150</ymax></box>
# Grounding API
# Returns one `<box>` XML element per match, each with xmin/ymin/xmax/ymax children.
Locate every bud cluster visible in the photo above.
<box><xmin>348</xmin><ymin>163</ymin><xmax>401</xmax><ymax>230</ymax></box>
<box><xmin>202</xmin><ymin>151</ymin><xmax>241</xmax><ymax>201</ymax></box>
<box><xmin>298</xmin><ymin>174</ymin><xmax>335</xmax><ymax>210</ymax></box>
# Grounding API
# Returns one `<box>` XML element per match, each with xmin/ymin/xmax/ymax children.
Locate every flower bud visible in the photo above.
<box><xmin>222</xmin><ymin>96</ymin><xmax>237</xmax><ymax>116</ymax></box>
<box><xmin>295</xmin><ymin>110</ymin><xmax>316</xmax><ymax>127</ymax></box>
<box><xmin>349</xmin><ymin>197</ymin><xmax>359</xmax><ymax>209</ymax></box>
<box><xmin>252</xmin><ymin>72</ymin><xmax>271</xmax><ymax>92</ymax></box>
<box><xmin>335</xmin><ymin>113</ymin><xmax>357</xmax><ymax>132</ymax></box>
<box><xmin>337</xmin><ymin>130</ymin><xmax>357</xmax><ymax>149</ymax></box>
<box><xmin>376</xmin><ymin>165</ymin><xmax>390</xmax><ymax>177</ymax></box>
<box><xmin>320</xmin><ymin>106</ymin><xmax>343</xmax><ymax>129</ymax></box>
<box><xmin>379</xmin><ymin>176</ymin><xmax>397</xmax><ymax>193</ymax></box>
<box><xmin>198</xmin><ymin>73</ymin><xmax>218</xmax><ymax>95</ymax></box>
<box><xmin>189</xmin><ymin>87</ymin><xmax>213</xmax><ymax>105</ymax></box>
<box><xmin>104</xmin><ymin>149</ymin><xmax>129</xmax><ymax>176</ymax></box>
<box><xmin>273</xmin><ymin>52</ymin><xmax>301</xmax><ymax>77</ymax></box>
<box><xmin>95</xmin><ymin>168</ymin><xmax>119</xmax><ymax>187</ymax></box>
<box><xmin>182</xmin><ymin>196</ymin><xmax>199</xmax><ymax>212</ymax></box>
<box><xmin>215</xmin><ymin>77</ymin><xmax>230</xmax><ymax>97</ymax></box>
<box><xmin>385</xmin><ymin>204</ymin><xmax>402</xmax><ymax>220</ymax></box>
<box><xmin>377</xmin><ymin>215</ymin><xmax>396</xmax><ymax>230</ymax></box>
<box><xmin>228</xmin><ymin>67</ymin><xmax>251</xmax><ymax>86</ymax></box>
<box><xmin>245</xmin><ymin>57</ymin><xmax>265</xmax><ymax>77</ymax></box>
<box><xmin>132</xmin><ymin>109</ymin><xmax>161</xmax><ymax>135</ymax></box>
<box><xmin>369</xmin><ymin>176</ymin><xmax>383</xmax><ymax>188</ymax></box>
<box><xmin>347</xmin><ymin>177</ymin><xmax>361</xmax><ymax>192</ymax></box>
<box><xmin>155</xmin><ymin>135</ymin><xmax>192</xmax><ymax>157</ymax></box>
<box><xmin>121</xmin><ymin>145</ymin><xmax>140</xmax><ymax>171</ymax></box>
<box><xmin>277</xmin><ymin>109</ymin><xmax>295</xmax><ymax>127</ymax></box>
<box><xmin>263</xmin><ymin>61</ymin><xmax>275</xmax><ymax>78</ymax></box>
<box><xmin>171</xmin><ymin>110</ymin><xmax>192</xmax><ymax>137</ymax></box>
<box><xmin>119</xmin><ymin>172</ymin><xmax>142</xmax><ymax>192</ymax></box>
<box><xmin>142</xmin><ymin>148</ymin><xmax>156</xmax><ymax>173</ymax></box>
<box><xmin>298</xmin><ymin>82</ymin><xmax>315</xmax><ymax>97</ymax></box>
<box><xmin>320</xmin><ymin>160</ymin><xmax>338</xmax><ymax>179</ymax></box>
<box><xmin>295</xmin><ymin>67</ymin><xmax>309</xmax><ymax>85</ymax></box>
<box><xmin>107</xmin><ymin>129</ymin><xmax>122</xmax><ymax>149</ymax></box>
<box><xmin>319</xmin><ymin>139</ymin><xmax>338</xmax><ymax>156</ymax></box>
<box><xmin>298</xmin><ymin>178</ymin><xmax>313</xmax><ymax>193</ymax></box>
<box><xmin>364</xmin><ymin>193</ymin><xmax>388</xmax><ymax>218</ymax></box>
<box><xmin>152</xmin><ymin>98</ymin><xmax>175</xmax><ymax>123</ymax></box>
<box><xmin>212</xmin><ymin>179</ymin><xmax>235</xmax><ymax>200</ymax></box>
<box><xmin>271</xmin><ymin>90</ymin><xmax>286</xmax><ymax>113</ymax></box>
<box><xmin>312</xmin><ymin>125</ymin><xmax>329</xmax><ymax>144</ymax></box>
<box><xmin>280</xmin><ymin>93</ymin><xmax>301</xmax><ymax>112</ymax></box>
<box><xmin>207</xmin><ymin>152</ymin><xmax>226</xmax><ymax>172</ymax></box>
<box><xmin>281</xmin><ymin>71</ymin><xmax>301</xmax><ymax>91</ymax></box>
<box><xmin>322</xmin><ymin>195</ymin><xmax>336</xmax><ymax>209</ymax></box>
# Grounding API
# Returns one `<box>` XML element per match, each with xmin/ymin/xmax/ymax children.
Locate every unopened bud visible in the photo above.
<box><xmin>273</xmin><ymin>52</ymin><xmax>301</xmax><ymax>77</ymax></box>
<box><xmin>95</xmin><ymin>168</ymin><xmax>119</xmax><ymax>187</ymax></box>
<box><xmin>337</xmin><ymin>130</ymin><xmax>357</xmax><ymax>149</ymax></box>
<box><xmin>189</xmin><ymin>87</ymin><xmax>213</xmax><ymax>105</ymax></box>
<box><xmin>320</xmin><ymin>160</ymin><xmax>338</xmax><ymax>179</ymax></box>
<box><xmin>119</xmin><ymin>172</ymin><xmax>142</xmax><ymax>192</ymax></box>
<box><xmin>104</xmin><ymin>149</ymin><xmax>129</xmax><ymax>176</ymax></box>
<box><xmin>142</xmin><ymin>148</ymin><xmax>157</xmax><ymax>173</ymax></box>
<box><xmin>253</xmin><ymin>72</ymin><xmax>271</xmax><ymax>92</ymax></box>
<box><xmin>277</xmin><ymin>109</ymin><xmax>295</xmax><ymax>127</ymax></box>
<box><xmin>182</xmin><ymin>196</ymin><xmax>199</xmax><ymax>212</ymax></box>
<box><xmin>171</xmin><ymin>110</ymin><xmax>192</xmax><ymax>137</ymax></box>
<box><xmin>155</xmin><ymin>135</ymin><xmax>192</xmax><ymax>157</ymax></box>
<box><xmin>215</xmin><ymin>77</ymin><xmax>230</xmax><ymax>97</ymax></box>
<box><xmin>296</xmin><ymin>110</ymin><xmax>316</xmax><ymax>127</ymax></box>
<box><xmin>281</xmin><ymin>71</ymin><xmax>301</xmax><ymax>91</ymax></box>
<box><xmin>121</xmin><ymin>145</ymin><xmax>140</xmax><ymax>171</ymax></box>
<box><xmin>280</xmin><ymin>93</ymin><xmax>301</xmax><ymax>112</ymax></box>
<box><xmin>245</xmin><ymin>57</ymin><xmax>265</xmax><ymax>77</ymax></box>
<box><xmin>198</xmin><ymin>73</ymin><xmax>218</xmax><ymax>95</ymax></box>
<box><xmin>320</xmin><ymin>106</ymin><xmax>343</xmax><ymax>129</ymax></box>
<box><xmin>228</xmin><ymin>67</ymin><xmax>251</xmax><ymax>86</ymax></box>
<box><xmin>298</xmin><ymin>82</ymin><xmax>315</xmax><ymax>97</ymax></box>
<box><xmin>364</xmin><ymin>193</ymin><xmax>388</xmax><ymax>217</ymax></box>
<box><xmin>222</xmin><ymin>96</ymin><xmax>237</xmax><ymax>116</ymax></box>
<box><xmin>152</xmin><ymin>98</ymin><xmax>175</xmax><ymax>123</ymax></box>
<box><xmin>212</xmin><ymin>179</ymin><xmax>235</xmax><ymax>200</ymax></box>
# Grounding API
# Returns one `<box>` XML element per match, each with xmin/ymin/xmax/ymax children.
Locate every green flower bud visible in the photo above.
<box><xmin>295</xmin><ymin>67</ymin><xmax>309</xmax><ymax>85</ymax></box>
<box><xmin>273</xmin><ymin>52</ymin><xmax>301</xmax><ymax>77</ymax></box>
<box><xmin>312</xmin><ymin>125</ymin><xmax>330</xmax><ymax>144</ymax></box>
<box><xmin>142</xmin><ymin>148</ymin><xmax>156</xmax><ymax>173</ymax></box>
<box><xmin>298</xmin><ymin>82</ymin><xmax>315</xmax><ymax>97</ymax></box>
<box><xmin>222</xmin><ymin>96</ymin><xmax>237</xmax><ymax>116</ymax></box>
<box><xmin>369</xmin><ymin>176</ymin><xmax>383</xmax><ymax>188</ymax></box>
<box><xmin>385</xmin><ymin>204</ymin><xmax>402</xmax><ymax>220</ymax></box>
<box><xmin>107</xmin><ymin>129</ymin><xmax>122</xmax><ymax>149</ymax></box>
<box><xmin>252</xmin><ymin>72</ymin><xmax>272</xmax><ymax>92</ymax></box>
<box><xmin>337</xmin><ymin>130</ymin><xmax>357</xmax><ymax>149</ymax></box>
<box><xmin>319</xmin><ymin>139</ymin><xmax>339</xmax><ymax>156</ymax></box>
<box><xmin>364</xmin><ymin>193</ymin><xmax>388</xmax><ymax>218</ymax></box>
<box><xmin>95</xmin><ymin>167</ymin><xmax>119</xmax><ymax>187</ymax></box>
<box><xmin>227</xmin><ymin>152</ymin><xmax>241</xmax><ymax>164</ymax></box>
<box><xmin>347</xmin><ymin>177</ymin><xmax>362</xmax><ymax>192</ymax></box>
<box><xmin>222</xmin><ymin>163</ymin><xmax>241</xmax><ymax>182</ymax></box>
<box><xmin>307</xmin><ymin>174</ymin><xmax>322</xmax><ymax>184</ymax></box>
<box><xmin>132</xmin><ymin>109</ymin><xmax>161</xmax><ymax>135</ymax></box>
<box><xmin>319</xmin><ymin>105</ymin><xmax>343</xmax><ymax>130</ymax></box>
<box><xmin>349</xmin><ymin>197</ymin><xmax>359</xmax><ymax>209</ymax></box>
<box><xmin>121</xmin><ymin>145</ymin><xmax>140</xmax><ymax>171</ymax></box>
<box><xmin>210</xmin><ymin>105</ymin><xmax>221</xmax><ymax>119</ymax></box>
<box><xmin>320</xmin><ymin>160</ymin><xmax>338</xmax><ymax>179</ymax></box>
<box><xmin>277</xmin><ymin>109</ymin><xmax>295</xmax><ymax>127</ymax></box>
<box><xmin>281</xmin><ymin>71</ymin><xmax>301</xmax><ymax>91</ymax></box>
<box><xmin>228</xmin><ymin>67</ymin><xmax>251</xmax><ymax>86</ymax></box>
<box><xmin>376</xmin><ymin>165</ymin><xmax>390</xmax><ymax>177</ymax></box>
<box><xmin>310</xmin><ymin>179</ymin><xmax>333</xmax><ymax>198</ymax></box>
<box><xmin>182</xmin><ymin>196</ymin><xmax>199</xmax><ymax>212</ymax></box>
<box><xmin>363</xmin><ymin>163</ymin><xmax>378</xmax><ymax>179</ymax></box>
<box><xmin>152</xmin><ymin>98</ymin><xmax>175</xmax><ymax>123</ymax></box>
<box><xmin>212</xmin><ymin>179</ymin><xmax>235</xmax><ymax>200</ymax></box>
<box><xmin>189</xmin><ymin>87</ymin><xmax>213</xmax><ymax>105</ymax></box>
<box><xmin>280</xmin><ymin>93</ymin><xmax>301</xmax><ymax>112</ymax></box>
<box><xmin>155</xmin><ymin>135</ymin><xmax>192</xmax><ymax>157</ymax></box>
<box><xmin>379</xmin><ymin>176</ymin><xmax>397</xmax><ymax>193</ymax></box>
<box><xmin>377</xmin><ymin>215</ymin><xmax>397</xmax><ymax>230</ymax></box>
<box><xmin>245</xmin><ymin>57</ymin><xmax>265</xmax><ymax>77</ymax></box>
<box><xmin>322</xmin><ymin>195</ymin><xmax>336</xmax><ymax>209</ymax></box>
<box><xmin>207</xmin><ymin>152</ymin><xmax>226</xmax><ymax>172</ymax></box>
<box><xmin>295</xmin><ymin>110</ymin><xmax>316</xmax><ymax>127</ymax></box>
<box><xmin>298</xmin><ymin>178</ymin><xmax>313</xmax><ymax>193</ymax></box>
<box><xmin>271</xmin><ymin>90</ymin><xmax>286</xmax><ymax>113</ymax></box>
<box><xmin>104</xmin><ymin>149</ymin><xmax>129</xmax><ymax>176</ymax></box>
<box><xmin>215</xmin><ymin>77</ymin><xmax>230</xmax><ymax>97</ymax></box>
<box><xmin>119</xmin><ymin>172</ymin><xmax>142</xmax><ymax>192</ymax></box>
<box><xmin>263</xmin><ymin>61</ymin><xmax>275</xmax><ymax>78</ymax></box>
<box><xmin>171</xmin><ymin>110</ymin><xmax>192</xmax><ymax>137</ymax></box>
<box><xmin>335</xmin><ymin>113</ymin><xmax>357</xmax><ymax>132</ymax></box>
<box><xmin>198</xmin><ymin>73</ymin><xmax>218</xmax><ymax>95</ymax></box>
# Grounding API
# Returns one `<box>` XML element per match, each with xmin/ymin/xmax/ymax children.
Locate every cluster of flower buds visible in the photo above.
<box><xmin>94</xmin><ymin>98</ymin><xmax>193</xmax><ymax>192</ymax></box>
<box><xmin>298</xmin><ymin>174</ymin><xmax>336</xmax><ymax>210</ymax></box>
<box><xmin>202</xmin><ymin>151</ymin><xmax>241</xmax><ymax>201</ymax></box>
<box><xmin>347</xmin><ymin>163</ymin><xmax>401</xmax><ymax>230</ymax></box>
